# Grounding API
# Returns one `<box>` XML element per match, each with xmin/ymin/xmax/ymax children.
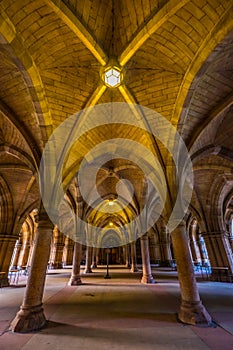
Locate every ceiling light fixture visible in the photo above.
<box><xmin>104</xmin><ymin>67</ymin><xmax>121</xmax><ymax>87</ymax></box>
<box><xmin>101</xmin><ymin>59</ymin><xmax>123</xmax><ymax>88</ymax></box>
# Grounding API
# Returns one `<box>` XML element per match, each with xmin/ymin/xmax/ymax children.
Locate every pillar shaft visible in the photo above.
<box><xmin>229</xmin><ymin>236</ymin><xmax>233</xmax><ymax>252</ymax></box>
<box><xmin>18</xmin><ymin>242</ymin><xmax>31</xmax><ymax>268</ymax></box>
<box><xmin>189</xmin><ymin>239</ymin><xmax>201</xmax><ymax>264</ymax></box>
<box><xmin>49</xmin><ymin>227</ymin><xmax>65</xmax><ymax>269</ymax></box>
<box><xmin>196</xmin><ymin>239</ymin><xmax>207</xmax><ymax>265</ymax></box>
<box><xmin>95</xmin><ymin>247</ymin><xmax>100</xmax><ymax>266</ymax></box>
<box><xmin>91</xmin><ymin>247</ymin><xmax>97</xmax><ymax>268</ymax></box>
<box><xmin>84</xmin><ymin>246</ymin><xmax>92</xmax><ymax>273</ymax></box>
<box><xmin>11</xmin><ymin>241</ymin><xmax>22</xmax><ymax>268</ymax></box>
<box><xmin>160</xmin><ymin>225</ymin><xmax>172</xmax><ymax>266</ymax></box>
<box><xmin>69</xmin><ymin>242</ymin><xmax>82</xmax><ymax>285</ymax></box>
<box><xmin>63</xmin><ymin>237</ymin><xmax>74</xmax><ymax>266</ymax></box>
<box><xmin>0</xmin><ymin>235</ymin><xmax>18</xmax><ymax>286</ymax></box>
<box><xmin>123</xmin><ymin>244</ymin><xmax>131</xmax><ymax>268</ymax></box>
<box><xmin>171</xmin><ymin>223</ymin><xmax>211</xmax><ymax>325</ymax></box>
<box><xmin>130</xmin><ymin>241</ymin><xmax>138</xmax><ymax>272</ymax></box>
<box><xmin>10</xmin><ymin>209</ymin><xmax>54</xmax><ymax>332</ymax></box>
<box><xmin>140</xmin><ymin>234</ymin><xmax>155</xmax><ymax>283</ymax></box>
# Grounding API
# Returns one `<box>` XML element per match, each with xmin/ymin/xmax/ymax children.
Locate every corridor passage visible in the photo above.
<box><xmin>0</xmin><ymin>266</ymin><xmax>233</xmax><ymax>350</ymax></box>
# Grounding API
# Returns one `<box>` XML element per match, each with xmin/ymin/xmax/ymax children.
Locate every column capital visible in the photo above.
<box><xmin>37</xmin><ymin>206</ymin><xmax>54</xmax><ymax>229</ymax></box>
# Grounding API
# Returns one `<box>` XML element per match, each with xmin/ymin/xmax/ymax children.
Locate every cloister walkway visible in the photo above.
<box><xmin>0</xmin><ymin>266</ymin><xmax>233</xmax><ymax>350</ymax></box>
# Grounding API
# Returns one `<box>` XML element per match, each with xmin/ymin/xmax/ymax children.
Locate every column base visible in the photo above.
<box><xmin>179</xmin><ymin>300</ymin><xmax>212</xmax><ymax>326</ymax></box>
<box><xmin>141</xmin><ymin>275</ymin><xmax>156</xmax><ymax>284</ymax></box>
<box><xmin>91</xmin><ymin>263</ymin><xmax>97</xmax><ymax>268</ymax></box>
<box><xmin>84</xmin><ymin>268</ymin><xmax>92</xmax><ymax>273</ymax></box>
<box><xmin>130</xmin><ymin>266</ymin><xmax>139</xmax><ymax>272</ymax></box>
<box><xmin>50</xmin><ymin>262</ymin><xmax>63</xmax><ymax>269</ymax></box>
<box><xmin>68</xmin><ymin>275</ymin><xmax>82</xmax><ymax>285</ymax></box>
<box><xmin>9</xmin><ymin>304</ymin><xmax>46</xmax><ymax>333</ymax></box>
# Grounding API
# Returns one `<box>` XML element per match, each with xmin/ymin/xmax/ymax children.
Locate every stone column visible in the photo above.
<box><xmin>63</xmin><ymin>237</ymin><xmax>74</xmax><ymax>266</ymax></box>
<box><xmin>95</xmin><ymin>247</ymin><xmax>100</xmax><ymax>266</ymax></box>
<box><xmin>91</xmin><ymin>247</ymin><xmax>97</xmax><ymax>268</ymax></box>
<box><xmin>189</xmin><ymin>238</ymin><xmax>201</xmax><ymax>264</ymax></box>
<box><xmin>68</xmin><ymin>242</ymin><xmax>82</xmax><ymax>285</ymax></box>
<box><xmin>11</xmin><ymin>240</ymin><xmax>22</xmax><ymax>268</ymax></box>
<box><xmin>49</xmin><ymin>227</ymin><xmax>65</xmax><ymax>269</ymax></box>
<box><xmin>10</xmin><ymin>208</ymin><xmax>54</xmax><ymax>332</ymax></box>
<box><xmin>19</xmin><ymin>241</ymin><xmax>31</xmax><ymax>268</ymax></box>
<box><xmin>202</xmin><ymin>232</ymin><xmax>233</xmax><ymax>275</ymax></box>
<box><xmin>171</xmin><ymin>222</ymin><xmax>211</xmax><ymax>325</ymax></box>
<box><xmin>196</xmin><ymin>239</ymin><xmax>207</xmax><ymax>265</ymax></box>
<box><xmin>140</xmin><ymin>234</ymin><xmax>155</xmax><ymax>283</ymax></box>
<box><xmin>27</xmin><ymin>240</ymin><xmax>35</xmax><ymax>268</ymax></box>
<box><xmin>124</xmin><ymin>244</ymin><xmax>131</xmax><ymax>268</ymax></box>
<box><xmin>148</xmin><ymin>234</ymin><xmax>157</xmax><ymax>264</ymax></box>
<box><xmin>84</xmin><ymin>246</ymin><xmax>92</xmax><ymax>273</ymax></box>
<box><xmin>130</xmin><ymin>241</ymin><xmax>138</xmax><ymax>272</ymax></box>
<box><xmin>0</xmin><ymin>234</ymin><xmax>18</xmax><ymax>286</ymax></box>
<box><xmin>160</xmin><ymin>225</ymin><xmax>172</xmax><ymax>266</ymax></box>
<box><xmin>153</xmin><ymin>232</ymin><xmax>162</xmax><ymax>263</ymax></box>
<box><xmin>229</xmin><ymin>236</ymin><xmax>233</xmax><ymax>251</ymax></box>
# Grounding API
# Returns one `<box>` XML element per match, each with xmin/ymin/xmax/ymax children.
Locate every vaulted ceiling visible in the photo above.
<box><xmin>0</xmin><ymin>0</ymin><xmax>233</xmax><ymax>239</ymax></box>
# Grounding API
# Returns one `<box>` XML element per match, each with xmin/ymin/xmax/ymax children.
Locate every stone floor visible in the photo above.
<box><xmin>0</xmin><ymin>266</ymin><xmax>233</xmax><ymax>350</ymax></box>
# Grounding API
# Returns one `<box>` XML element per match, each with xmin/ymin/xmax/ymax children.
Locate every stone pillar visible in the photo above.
<box><xmin>0</xmin><ymin>234</ymin><xmax>18</xmax><ymax>286</ymax></box>
<box><xmin>124</xmin><ymin>244</ymin><xmax>131</xmax><ymax>268</ymax></box>
<box><xmin>189</xmin><ymin>238</ymin><xmax>201</xmax><ymax>264</ymax></box>
<box><xmin>27</xmin><ymin>240</ymin><xmax>35</xmax><ymax>268</ymax></box>
<box><xmin>229</xmin><ymin>236</ymin><xmax>233</xmax><ymax>251</ymax></box>
<box><xmin>49</xmin><ymin>227</ymin><xmax>65</xmax><ymax>269</ymax></box>
<box><xmin>130</xmin><ymin>241</ymin><xmax>138</xmax><ymax>272</ymax></box>
<box><xmin>148</xmin><ymin>234</ymin><xmax>157</xmax><ymax>264</ymax></box>
<box><xmin>11</xmin><ymin>240</ymin><xmax>22</xmax><ymax>268</ymax></box>
<box><xmin>171</xmin><ymin>222</ymin><xmax>211</xmax><ymax>325</ymax></box>
<box><xmin>153</xmin><ymin>232</ymin><xmax>162</xmax><ymax>263</ymax></box>
<box><xmin>19</xmin><ymin>242</ymin><xmax>31</xmax><ymax>268</ymax></box>
<box><xmin>202</xmin><ymin>232</ymin><xmax>233</xmax><ymax>275</ymax></box>
<box><xmin>63</xmin><ymin>237</ymin><xmax>74</xmax><ymax>266</ymax></box>
<box><xmin>95</xmin><ymin>247</ymin><xmax>100</xmax><ymax>266</ymax></box>
<box><xmin>84</xmin><ymin>246</ymin><xmax>92</xmax><ymax>273</ymax></box>
<box><xmin>160</xmin><ymin>225</ymin><xmax>172</xmax><ymax>266</ymax></box>
<box><xmin>10</xmin><ymin>208</ymin><xmax>54</xmax><ymax>332</ymax></box>
<box><xmin>196</xmin><ymin>239</ymin><xmax>207</xmax><ymax>265</ymax></box>
<box><xmin>91</xmin><ymin>247</ymin><xmax>97</xmax><ymax>268</ymax></box>
<box><xmin>140</xmin><ymin>234</ymin><xmax>155</xmax><ymax>283</ymax></box>
<box><xmin>68</xmin><ymin>242</ymin><xmax>82</xmax><ymax>285</ymax></box>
